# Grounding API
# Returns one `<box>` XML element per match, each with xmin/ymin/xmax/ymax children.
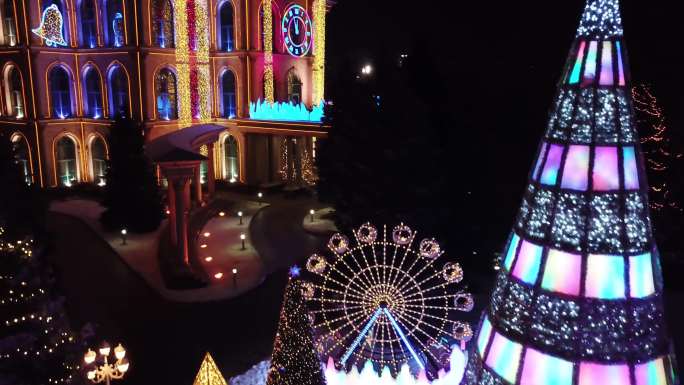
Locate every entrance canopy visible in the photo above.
<box><xmin>146</xmin><ymin>124</ymin><xmax>226</xmax><ymax>163</ymax></box>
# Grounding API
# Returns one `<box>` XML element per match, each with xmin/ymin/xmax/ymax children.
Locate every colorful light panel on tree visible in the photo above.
<box><xmin>463</xmin><ymin>1</ymin><xmax>680</xmax><ymax>385</ymax></box>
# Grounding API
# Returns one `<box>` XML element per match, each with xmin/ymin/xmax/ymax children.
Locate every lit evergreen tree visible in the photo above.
<box><xmin>0</xmin><ymin>132</ymin><xmax>81</xmax><ymax>384</ymax></box>
<box><xmin>101</xmin><ymin>117</ymin><xmax>164</xmax><ymax>233</ymax></box>
<box><xmin>266</xmin><ymin>276</ymin><xmax>326</xmax><ymax>385</ymax></box>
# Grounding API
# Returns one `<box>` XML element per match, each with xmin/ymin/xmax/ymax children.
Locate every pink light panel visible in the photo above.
<box><xmin>503</xmin><ymin>233</ymin><xmax>521</xmax><ymax>271</ymax></box>
<box><xmin>582</xmin><ymin>41</ymin><xmax>598</xmax><ymax>86</ymax></box>
<box><xmin>623</xmin><ymin>146</ymin><xmax>639</xmax><ymax>189</ymax></box>
<box><xmin>579</xmin><ymin>362</ymin><xmax>630</xmax><ymax>385</ymax></box>
<box><xmin>520</xmin><ymin>348</ymin><xmax>574</xmax><ymax>385</ymax></box>
<box><xmin>585</xmin><ymin>254</ymin><xmax>626</xmax><ymax>299</ymax></box>
<box><xmin>592</xmin><ymin>146</ymin><xmax>620</xmax><ymax>190</ymax></box>
<box><xmin>541</xmin><ymin>249</ymin><xmax>581</xmax><ymax>296</ymax></box>
<box><xmin>561</xmin><ymin>145</ymin><xmax>590</xmax><ymax>190</ymax></box>
<box><xmin>541</xmin><ymin>144</ymin><xmax>564</xmax><ymax>186</ymax></box>
<box><xmin>629</xmin><ymin>253</ymin><xmax>655</xmax><ymax>298</ymax></box>
<box><xmin>599</xmin><ymin>41</ymin><xmax>614</xmax><ymax>86</ymax></box>
<box><xmin>512</xmin><ymin>240</ymin><xmax>543</xmax><ymax>285</ymax></box>
<box><xmin>485</xmin><ymin>332</ymin><xmax>523</xmax><ymax>384</ymax></box>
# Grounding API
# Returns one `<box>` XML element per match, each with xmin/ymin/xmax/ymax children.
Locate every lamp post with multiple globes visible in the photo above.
<box><xmin>83</xmin><ymin>342</ymin><xmax>130</xmax><ymax>385</ymax></box>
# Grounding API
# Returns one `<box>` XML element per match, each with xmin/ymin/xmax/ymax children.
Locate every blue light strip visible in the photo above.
<box><xmin>383</xmin><ymin>308</ymin><xmax>425</xmax><ymax>370</ymax></box>
<box><xmin>340</xmin><ymin>307</ymin><xmax>383</xmax><ymax>366</ymax></box>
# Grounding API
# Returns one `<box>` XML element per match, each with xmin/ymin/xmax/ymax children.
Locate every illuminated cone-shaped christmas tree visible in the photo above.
<box><xmin>464</xmin><ymin>1</ymin><xmax>680</xmax><ymax>385</ymax></box>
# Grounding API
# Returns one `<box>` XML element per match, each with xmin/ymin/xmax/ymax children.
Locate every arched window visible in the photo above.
<box><xmin>56</xmin><ymin>136</ymin><xmax>78</xmax><ymax>186</ymax></box>
<box><xmin>43</xmin><ymin>0</ymin><xmax>69</xmax><ymax>46</ymax></box>
<box><xmin>217</xmin><ymin>1</ymin><xmax>234</xmax><ymax>51</ymax></box>
<box><xmin>90</xmin><ymin>136</ymin><xmax>106</xmax><ymax>185</ymax></box>
<box><xmin>1</xmin><ymin>0</ymin><xmax>17</xmax><ymax>46</ymax></box>
<box><xmin>223</xmin><ymin>135</ymin><xmax>238</xmax><ymax>181</ymax></box>
<box><xmin>287</xmin><ymin>70</ymin><xmax>302</xmax><ymax>104</ymax></box>
<box><xmin>259</xmin><ymin>2</ymin><xmax>276</xmax><ymax>51</ymax></box>
<box><xmin>83</xmin><ymin>67</ymin><xmax>103</xmax><ymax>118</ymax></box>
<box><xmin>152</xmin><ymin>0</ymin><xmax>174</xmax><ymax>48</ymax></box>
<box><xmin>79</xmin><ymin>0</ymin><xmax>97</xmax><ymax>47</ymax></box>
<box><xmin>108</xmin><ymin>66</ymin><xmax>129</xmax><ymax>117</ymax></box>
<box><xmin>49</xmin><ymin>66</ymin><xmax>72</xmax><ymax>118</ymax></box>
<box><xmin>4</xmin><ymin>66</ymin><xmax>24</xmax><ymax>118</ymax></box>
<box><xmin>106</xmin><ymin>0</ymin><xmax>124</xmax><ymax>46</ymax></box>
<box><xmin>220</xmin><ymin>70</ymin><xmax>236</xmax><ymax>118</ymax></box>
<box><xmin>155</xmin><ymin>68</ymin><xmax>177</xmax><ymax>120</ymax></box>
<box><xmin>11</xmin><ymin>134</ymin><xmax>30</xmax><ymax>184</ymax></box>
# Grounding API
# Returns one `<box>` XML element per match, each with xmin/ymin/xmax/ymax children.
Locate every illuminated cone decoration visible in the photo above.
<box><xmin>464</xmin><ymin>1</ymin><xmax>680</xmax><ymax>385</ymax></box>
<box><xmin>32</xmin><ymin>4</ymin><xmax>67</xmax><ymax>46</ymax></box>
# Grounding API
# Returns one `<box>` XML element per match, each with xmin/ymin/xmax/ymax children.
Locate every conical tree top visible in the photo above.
<box><xmin>576</xmin><ymin>0</ymin><xmax>623</xmax><ymax>39</ymax></box>
<box><xmin>192</xmin><ymin>353</ymin><xmax>228</xmax><ymax>385</ymax></box>
<box><xmin>462</xmin><ymin>0</ymin><xmax>680</xmax><ymax>384</ymax></box>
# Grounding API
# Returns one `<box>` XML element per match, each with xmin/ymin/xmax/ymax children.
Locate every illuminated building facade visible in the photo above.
<box><xmin>0</xmin><ymin>0</ymin><xmax>330</xmax><ymax>187</ymax></box>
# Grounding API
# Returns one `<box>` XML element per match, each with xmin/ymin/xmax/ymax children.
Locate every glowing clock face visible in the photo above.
<box><xmin>281</xmin><ymin>4</ymin><xmax>312</xmax><ymax>57</ymax></box>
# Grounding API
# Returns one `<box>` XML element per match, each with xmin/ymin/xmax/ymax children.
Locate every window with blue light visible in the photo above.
<box><xmin>152</xmin><ymin>0</ymin><xmax>174</xmax><ymax>48</ymax></box>
<box><xmin>105</xmin><ymin>0</ymin><xmax>124</xmax><ymax>46</ymax></box>
<box><xmin>218</xmin><ymin>1</ymin><xmax>234</xmax><ymax>51</ymax></box>
<box><xmin>56</xmin><ymin>136</ymin><xmax>77</xmax><ymax>186</ymax></box>
<box><xmin>155</xmin><ymin>68</ymin><xmax>177</xmax><ymax>120</ymax></box>
<box><xmin>80</xmin><ymin>0</ymin><xmax>97</xmax><ymax>47</ymax></box>
<box><xmin>108</xmin><ymin>66</ymin><xmax>129</xmax><ymax>117</ymax></box>
<box><xmin>84</xmin><ymin>68</ymin><xmax>103</xmax><ymax>118</ymax></box>
<box><xmin>221</xmin><ymin>70</ymin><xmax>236</xmax><ymax>118</ymax></box>
<box><xmin>287</xmin><ymin>70</ymin><xmax>302</xmax><ymax>105</ymax></box>
<box><xmin>49</xmin><ymin>66</ymin><xmax>72</xmax><ymax>118</ymax></box>
<box><xmin>224</xmin><ymin>135</ymin><xmax>239</xmax><ymax>181</ymax></box>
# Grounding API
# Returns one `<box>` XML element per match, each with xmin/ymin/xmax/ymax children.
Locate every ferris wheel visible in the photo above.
<box><xmin>303</xmin><ymin>223</ymin><xmax>473</xmax><ymax>377</ymax></box>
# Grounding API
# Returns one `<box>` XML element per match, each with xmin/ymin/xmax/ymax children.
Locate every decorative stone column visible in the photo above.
<box><xmin>160</xmin><ymin>161</ymin><xmax>200</xmax><ymax>265</ymax></box>
<box><xmin>194</xmin><ymin>164</ymin><xmax>203</xmax><ymax>206</ymax></box>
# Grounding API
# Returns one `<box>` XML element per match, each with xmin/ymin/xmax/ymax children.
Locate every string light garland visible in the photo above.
<box><xmin>263</xmin><ymin>0</ymin><xmax>274</xmax><ymax>103</ymax></box>
<box><xmin>193</xmin><ymin>352</ymin><xmax>228</xmax><ymax>385</ymax></box>
<box><xmin>312</xmin><ymin>0</ymin><xmax>326</xmax><ymax>105</ymax></box>
<box><xmin>632</xmin><ymin>84</ymin><xmax>682</xmax><ymax>211</ymax></box>
<box><xmin>305</xmin><ymin>223</ymin><xmax>472</xmax><ymax>379</ymax></box>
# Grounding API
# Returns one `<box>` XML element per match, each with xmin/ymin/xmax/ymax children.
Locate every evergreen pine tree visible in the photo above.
<box><xmin>266</xmin><ymin>276</ymin><xmax>326</xmax><ymax>385</ymax></box>
<box><xmin>101</xmin><ymin>117</ymin><xmax>164</xmax><ymax>233</ymax></box>
<box><xmin>0</xmin><ymin>132</ymin><xmax>82</xmax><ymax>384</ymax></box>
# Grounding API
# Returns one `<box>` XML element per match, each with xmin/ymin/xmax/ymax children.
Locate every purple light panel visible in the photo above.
<box><xmin>599</xmin><ymin>41</ymin><xmax>614</xmax><ymax>86</ymax></box>
<box><xmin>582</xmin><ymin>41</ymin><xmax>598</xmax><ymax>86</ymax></box>
<box><xmin>541</xmin><ymin>144</ymin><xmax>564</xmax><ymax>186</ymax></box>
<box><xmin>617</xmin><ymin>41</ymin><xmax>626</xmax><ymax>86</ymax></box>
<box><xmin>477</xmin><ymin>316</ymin><xmax>493</xmax><ymax>356</ymax></box>
<box><xmin>533</xmin><ymin>143</ymin><xmax>549</xmax><ymax>181</ymax></box>
<box><xmin>592</xmin><ymin>146</ymin><xmax>620</xmax><ymax>191</ymax></box>
<box><xmin>569</xmin><ymin>41</ymin><xmax>587</xmax><ymax>84</ymax></box>
<box><xmin>561</xmin><ymin>145</ymin><xmax>590</xmax><ymax>190</ymax></box>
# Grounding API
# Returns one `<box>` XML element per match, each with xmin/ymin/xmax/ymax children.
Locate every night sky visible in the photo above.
<box><xmin>327</xmin><ymin>1</ymin><xmax>684</xmax><ymax>122</ymax></box>
<box><xmin>325</xmin><ymin>0</ymin><xmax>684</xmax><ymax>230</ymax></box>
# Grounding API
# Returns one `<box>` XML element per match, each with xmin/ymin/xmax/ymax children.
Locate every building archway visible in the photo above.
<box><xmin>11</xmin><ymin>133</ymin><xmax>31</xmax><ymax>184</ymax></box>
<box><xmin>286</xmin><ymin>68</ymin><xmax>302</xmax><ymax>104</ymax></box>
<box><xmin>3</xmin><ymin>64</ymin><xmax>25</xmax><ymax>118</ymax></box>
<box><xmin>155</xmin><ymin>67</ymin><xmax>178</xmax><ymax>120</ymax></box>
<box><xmin>217</xmin><ymin>0</ymin><xmax>234</xmax><ymax>51</ymax></box>
<box><xmin>89</xmin><ymin>135</ymin><xmax>107</xmax><ymax>184</ymax></box>
<box><xmin>0</xmin><ymin>0</ymin><xmax>17</xmax><ymax>46</ymax></box>
<box><xmin>219</xmin><ymin>69</ymin><xmax>236</xmax><ymax>118</ymax></box>
<box><xmin>151</xmin><ymin>0</ymin><xmax>174</xmax><ymax>48</ymax></box>
<box><xmin>54</xmin><ymin>135</ymin><xmax>80</xmax><ymax>186</ymax></box>
<box><xmin>47</xmin><ymin>65</ymin><xmax>74</xmax><ymax>118</ymax></box>
<box><xmin>222</xmin><ymin>134</ymin><xmax>239</xmax><ymax>182</ymax></box>
<box><xmin>107</xmin><ymin>63</ymin><xmax>131</xmax><ymax>117</ymax></box>
<box><xmin>82</xmin><ymin>65</ymin><xmax>104</xmax><ymax>118</ymax></box>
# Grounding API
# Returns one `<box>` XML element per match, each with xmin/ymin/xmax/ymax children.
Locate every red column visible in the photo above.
<box><xmin>207</xmin><ymin>142</ymin><xmax>216</xmax><ymax>197</ymax></box>
<box><xmin>195</xmin><ymin>165</ymin><xmax>203</xmax><ymax>206</ymax></box>
<box><xmin>167</xmin><ymin>180</ymin><xmax>177</xmax><ymax>245</ymax></box>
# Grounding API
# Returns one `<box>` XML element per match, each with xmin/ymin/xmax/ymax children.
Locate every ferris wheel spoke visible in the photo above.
<box><xmin>326</xmin><ymin>264</ymin><xmax>374</xmax><ymax>296</ymax></box>
<box><xmin>352</xmin><ymin>232</ymin><xmax>381</xmax><ymax>287</ymax></box>
<box><xmin>396</xmin><ymin>257</ymin><xmax>442</xmax><ymax>293</ymax></box>
<box><xmin>391</xmin><ymin>310</ymin><xmax>444</xmax><ymax>360</ymax></box>
<box><xmin>398</xmin><ymin>307</ymin><xmax>452</xmax><ymax>339</ymax></box>
<box><xmin>389</xmin><ymin>234</ymin><xmax>417</xmax><ymax>289</ymax></box>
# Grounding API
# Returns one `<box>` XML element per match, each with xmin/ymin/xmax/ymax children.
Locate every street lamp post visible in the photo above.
<box><xmin>257</xmin><ymin>192</ymin><xmax>263</xmax><ymax>205</ymax></box>
<box><xmin>120</xmin><ymin>229</ymin><xmax>127</xmax><ymax>245</ymax></box>
<box><xmin>84</xmin><ymin>342</ymin><xmax>129</xmax><ymax>385</ymax></box>
<box><xmin>238</xmin><ymin>211</ymin><xmax>243</xmax><ymax>225</ymax></box>
<box><xmin>232</xmin><ymin>268</ymin><xmax>238</xmax><ymax>289</ymax></box>
<box><xmin>240</xmin><ymin>233</ymin><xmax>246</xmax><ymax>250</ymax></box>
<box><xmin>309</xmin><ymin>209</ymin><xmax>315</xmax><ymax>223</ymax></box>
